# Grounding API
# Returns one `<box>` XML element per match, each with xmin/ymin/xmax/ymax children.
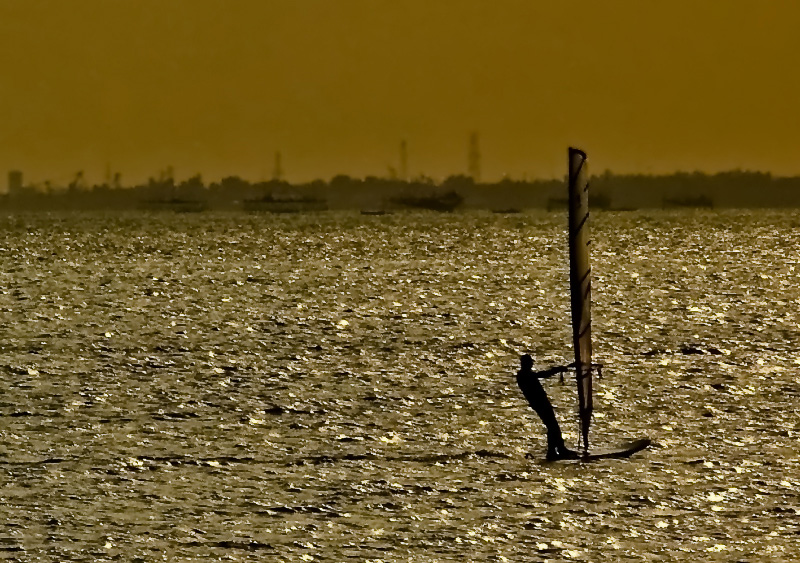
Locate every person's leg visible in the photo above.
<box><xmin>539</xmin><ymin>409</ymin><xmax>563</xmax><ymax>459</ymax></box>
<box><xmin>540</xmin><ymin>408</ymin><xmax>579</xmax><ymax>459</ymax></box>
<box><xmin>551</xmin><ymin>420</ymin><xmax>578</xmax><ymax>458</ymax></box>
<box><xmin>546</xmin><ymin>425</ymin><xmax>562</xmax><ymax>459</ymax></box>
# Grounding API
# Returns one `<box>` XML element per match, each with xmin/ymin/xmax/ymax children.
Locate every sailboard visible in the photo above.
<box><xmin>567</xmin><ymin>148</ymin><xmax>593</xmax><ymax>452</ymax></box>
<box><xmin>558</xmin><ymin>439</ymin><xmax>652</xmax><ymax>463</ymax></box>
<box><xmin>566</xmin><ymin>148</ymin><xmax>650</xmax><ymax>459</ymax></box>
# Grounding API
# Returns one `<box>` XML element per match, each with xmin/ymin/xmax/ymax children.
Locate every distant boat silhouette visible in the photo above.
<box><xmin>391</xmin><ymin>190</ymin><xmax>463</xmax><ymax>212</ymax></box>
<box><xmin>140</xmin><ymin>198</ymin><xmax>207</xmax><ymax>213</ymax></box>
<box><xmin>243</xmin><ymin>194</ymin><xmax>327</xmax><ymax>213</ymax></box>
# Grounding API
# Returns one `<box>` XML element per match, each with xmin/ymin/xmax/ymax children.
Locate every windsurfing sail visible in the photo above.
<box><xmin>567</xmin><ymin>148</ymin><xmax>593</xmax><ymax>452</ymax></box>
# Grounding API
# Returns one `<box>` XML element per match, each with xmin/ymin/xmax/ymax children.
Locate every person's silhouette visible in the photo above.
<box><xmin>516</xmin><ymin>354</ymin><xmax>578</xmax><ymax>460</ymax></box>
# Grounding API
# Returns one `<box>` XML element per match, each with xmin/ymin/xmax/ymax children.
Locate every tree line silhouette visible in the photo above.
<box><xmin>3</xmin><ymin>169</ymin><xmax>799</xmax><ymax>211</ymax></box>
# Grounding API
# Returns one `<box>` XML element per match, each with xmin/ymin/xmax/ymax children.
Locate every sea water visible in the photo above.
<box><xmin>1</xmin><ymin>209</ymin><xmax>799</xmax><ymax>562</ymax></box>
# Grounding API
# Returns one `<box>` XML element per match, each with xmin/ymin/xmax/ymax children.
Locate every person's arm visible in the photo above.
<box><xmin>534</xmin><ymin>365</ymin><xmax>572</xmax><ymax>379</ymax></box>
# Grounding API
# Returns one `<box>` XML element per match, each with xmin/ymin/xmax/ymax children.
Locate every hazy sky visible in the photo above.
<box><xmin>1</xmin><ymin>1</ymin><xmax>799</xmax><ymax>186</ymax></box>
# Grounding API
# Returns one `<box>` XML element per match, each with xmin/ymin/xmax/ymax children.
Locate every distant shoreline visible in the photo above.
<box><xmin>2</xmin><ymin>170</ymin><xmax>798</xmax><ymax>211</ymax></box>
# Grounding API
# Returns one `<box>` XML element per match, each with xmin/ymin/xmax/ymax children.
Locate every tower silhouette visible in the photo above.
<box><xmin>273</xmin><ymin>151</ymin><xmax>284</xmax><ymax>181</ymax></box>
<box><xmin>468</xmin><ymin>132</ymin><xmax>481</xmax><ymax>182</ymax></box>
<box><xmin>400</xmin><ymin>140</ymin><xmax>408</xmax><ymax>181</ymax></box>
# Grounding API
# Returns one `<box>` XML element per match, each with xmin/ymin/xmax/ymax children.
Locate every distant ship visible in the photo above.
<box><xmin>243</xmin><ymin>194</ymin><xmax>327</xmax><ymax>213</ymax></box>
<box><xmin>390</xmin><ymin>190</ymin><xmax>463</xmax><ymax>212</ymax></box>
<box><xmin>140</xmin><ymin>198</ymin><xmax>207</xmax><ymax>213</ymax></box>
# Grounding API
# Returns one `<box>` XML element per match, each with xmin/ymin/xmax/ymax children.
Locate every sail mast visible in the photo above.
<box><xmin>567</xmin><ymin>147</ymin><xmax>593</xmax><ymax>452</ymax></box>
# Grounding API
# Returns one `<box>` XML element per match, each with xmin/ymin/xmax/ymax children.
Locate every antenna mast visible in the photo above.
<box><xmin>273</xmin><ymin>151</ymin><xmax>284</xmax><ymax>181</ymax></box>
<box><xmin>400</xmin><ymin>140</ymin><xmax>408</xmax><ymax>181</ymax></box>
<box><xmin>468</xmin><ymin>132</ymin><xmax>481</xmax><ymax>182</ymax></box>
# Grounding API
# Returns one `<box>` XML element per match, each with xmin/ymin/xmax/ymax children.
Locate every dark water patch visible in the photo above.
<box><xmin>263</xmin><ymin>504</ymin><xmax>339</xmax><ymax>516</ymax></box>
<box><xmin>0</xmin><ymin>457</ymin><xmax>69</xmax><ymax>466</ymax></box>
<box><xmin>398</xmin><ymin>449</ymin><xmax>511</xmax><ymax>463</ymax></box>
<box><xmin>180</xmin><ymin>540</ymin><xmax>273</xmax><ymax>551</ymax></box>
<box><xmin>292</xmin><ymin>453</ymin><xmax>376</xmax><ymax>466</ymax></box>
<box><xmin>152</xmin><ymin>411</ymin><xmax>200</xmax><ymax>420</ymax></box>
<box><xmin>131</xmin><ymin>455</ymin><xmax>260</xmax><ymax>468</ymax></box>
<box><xmin>260</xmin><ymin>405</ymin><xmax>327</xmax><ymax>416</ymax></box>
<box><xmin>288</xmin><ymin>449</ymin><xmax>509</xmax><ymax>467</ymax></box>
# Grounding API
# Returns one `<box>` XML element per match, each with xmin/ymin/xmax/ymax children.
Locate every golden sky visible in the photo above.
<box><xmin>1</xmin><ymin>0</ymin><xmax>799</xmax><ymax>185</ymax></box>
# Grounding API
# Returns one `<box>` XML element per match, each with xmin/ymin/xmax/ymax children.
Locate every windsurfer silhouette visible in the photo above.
<box><xmin>516</xmin><ymin>354</ymin><xmax>579</xmax><ymax>461</ymax></box>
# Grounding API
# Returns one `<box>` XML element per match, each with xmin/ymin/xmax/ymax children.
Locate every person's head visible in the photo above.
<box><xmin>520</xmin><ymin>354</ymin><xmax>534</xmax><ymax>370</ymax></box>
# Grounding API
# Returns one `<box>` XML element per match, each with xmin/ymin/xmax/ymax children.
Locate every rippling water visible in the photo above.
<box><xmin>1</xmin><ymin>209</ymin><xmax>799</xmax><ymax>561</ymax></box>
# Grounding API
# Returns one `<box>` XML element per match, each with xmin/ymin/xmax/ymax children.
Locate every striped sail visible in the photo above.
<box><xmin>567</xmin><ymin>147</ymin><xmax>593</xmax><ymax>451</ymax></box>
